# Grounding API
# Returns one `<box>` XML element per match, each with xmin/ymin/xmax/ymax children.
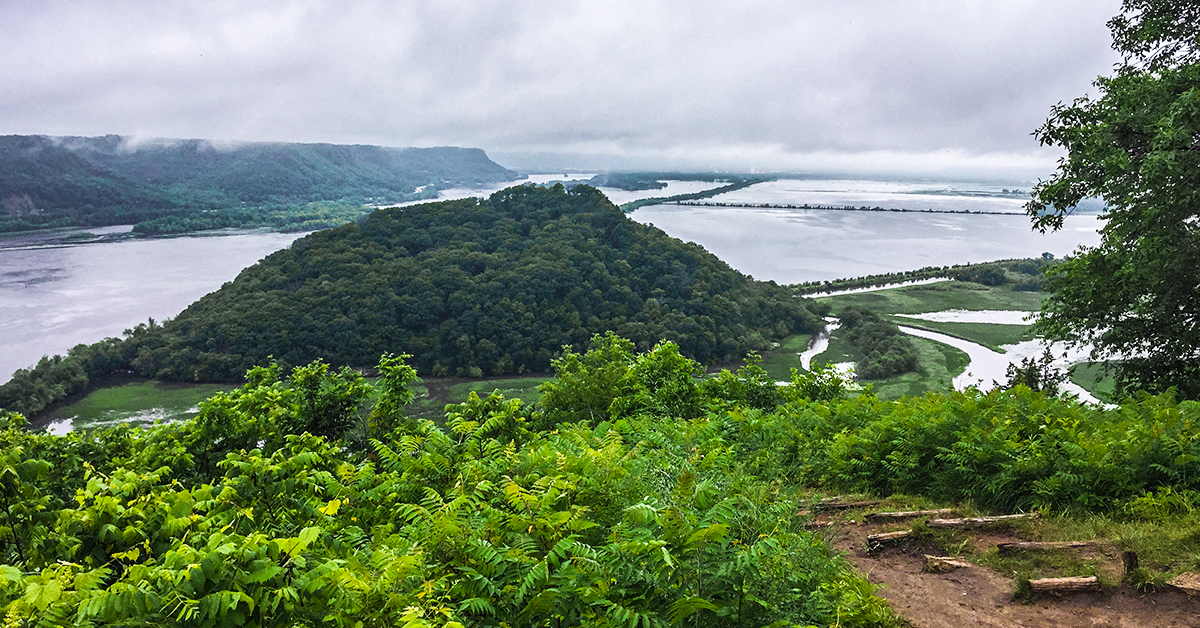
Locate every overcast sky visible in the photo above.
<box><xmin>0</xmin><ymin>0</ymin><xmax>1123</xmax><ymax>180</ymax></box>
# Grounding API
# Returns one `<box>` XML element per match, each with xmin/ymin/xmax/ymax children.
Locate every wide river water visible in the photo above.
<box><xmin>0</xmin><ymin>227</ymin><xmax>306</xmax><ymax>381</ymax></box>
<box><xmin>0</xmin><ymin>177</ymin><xmax>1105</xmax><ymax>384</ymax></box>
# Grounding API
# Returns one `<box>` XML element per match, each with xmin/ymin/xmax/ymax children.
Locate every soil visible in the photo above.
<box><xmin>820</xmin><ymin>515</ymin><xmax>1200</xmax><ymax>627</ymax></box>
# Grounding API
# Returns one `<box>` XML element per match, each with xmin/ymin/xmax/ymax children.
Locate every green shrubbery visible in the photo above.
<box><xmin>836</xmin><ymin>307</ymin><xmax>918</xmax><ymax>380</ymax></box>
<box><xmin>0</xmin><ymin>342</ymin><xmax>898</xmax><ymax>628</ymax></box>
<box><xmin>6</xmin><ymin>333</ymin><xmax>1198</xmax><ymax>626</ymax></box>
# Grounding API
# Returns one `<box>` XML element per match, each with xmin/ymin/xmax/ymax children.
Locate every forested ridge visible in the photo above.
<box><xmin>0</xmin><ymin>135</ymin><xmax>516</xmax><ymax>233</ymax></box>
<box><xmin>0</xmin><ymin>184</ymin><xmax>826</xmax><ymax>416</ymax></box>
<box><xmin>131</xmin><ymin>184</ymin><xmax>825</xmax><ymax>380</ymax></box>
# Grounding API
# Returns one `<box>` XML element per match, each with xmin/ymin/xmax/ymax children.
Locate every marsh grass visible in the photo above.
<box><xmin>757</xmin><ymin>334</ymin><xmax>812</xmax><ymax>381</ymax></box>
<box><xmin>885</xmin><ymin>318</ymin><xmax>1037</xmax><ymax>352</ymax></box>
<box><xmin>47</xmin><ymin>380</ymin><xmax>230</xmax><ymax>429</ymax></box>
<box><xmin>809</xmin><ymin>334</ymin><xmax>966</xmax><ymax>400</ymax></box>
<box><xmin>818</xmin><ymin>281</ymin><xmax>1046</xmax><ymax>316</ymax></box>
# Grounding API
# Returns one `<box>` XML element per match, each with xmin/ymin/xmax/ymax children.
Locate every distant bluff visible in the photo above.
<box><xmin>0</xmin><ymin>134</ymin><xmax>516</xmax><ymax>232</ymax></box>
<box><xmin>132</xmin><ymin>184</ymin><xmax>828</xmax><ymax>380</ymax></box>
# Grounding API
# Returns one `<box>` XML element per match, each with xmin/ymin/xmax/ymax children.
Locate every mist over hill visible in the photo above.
<box><xmin>0</xmin><ymin>134</ymin><xmax>517</xmax><ymax>233</ymax></box>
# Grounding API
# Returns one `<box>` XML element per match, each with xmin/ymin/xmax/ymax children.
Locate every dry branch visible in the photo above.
<box><xmin>1169</xmin><ymin>572</ymin><xmax>1200</xmax><ymax>596</ymax></box>
<box><xmin>865</xmin><ymin>508</ymin><xmax>953</xmax><ymax>522</ymax></box>
<box><xmin>923</xmin><ymin>555</ymin><xmax>972</xmax><ymax>573</ymax></box>
<box><xmin>814</xmin><ymin>499</ymin><xmax>884</xmax><ymax>512</ymax></box>
<box><xmin>1027</xmin><ymin>576</ymin><xmax>1101</xmax><ymax>593</ymax></box>
<box><xmin>866</xmin><ymin>530</ymin><xmax>912</xmax><ymax>545</ymax></box>
<box><xmin>996</xmin><ymin>541</ymin><xmax>1094</xmax><ymax>555</ymax></box>
<box><xmin>926</xmin><ymin>513</ymin><xmax>1039</xmax><ymax>528</ymax></box>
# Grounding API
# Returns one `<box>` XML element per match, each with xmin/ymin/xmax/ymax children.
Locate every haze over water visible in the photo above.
<box><xmin>631</xmin><ymin>178</ymin><xmax>1104</xmax><ymax>283</ymax></box>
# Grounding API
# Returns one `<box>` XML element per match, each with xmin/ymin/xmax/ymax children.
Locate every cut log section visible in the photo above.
<box><xmin>996</xmin><ymin>541</ymin><xmax>1095</xmax><ymax>555</ymax></box>
<box><xmin>865</xmin><ymin>508</ymin><xmax>953</xmax><ymax>522</ymax></box>
<box><xmin>926</xmin><ymin>513</ymin><xmax>1039</xmax><ymax>528</ymax></box>
<box><xmin>866</xmin><ymin>530</ymin><xmax>912</xmax><ymax>545</ymax></box>
<box><xmin>1027</xmin><ymin>576</ymin><xmax>1101</xmax><ymax>593</ymax></box>
<box><xmin>923</xmin><ymin>555</ymin><xmax>972</xmax><ymax>573</ymax></box>
<box><xmin>1168</xmin><ymin>572</ymin><xmax>1200</xmax><ymax>596</ymax></box>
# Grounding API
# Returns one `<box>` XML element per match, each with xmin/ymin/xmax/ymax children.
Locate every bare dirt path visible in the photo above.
<box><xmin>825</xmin><ymin>519</ymin><xmax>1200</xmax><ymax>627</ymax></box>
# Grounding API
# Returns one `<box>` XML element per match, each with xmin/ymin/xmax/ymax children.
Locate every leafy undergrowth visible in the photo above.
<box><xmin>5</xmin><ymin>331</ymin><xmax>1200</xmax><ymax>626</ymax></box>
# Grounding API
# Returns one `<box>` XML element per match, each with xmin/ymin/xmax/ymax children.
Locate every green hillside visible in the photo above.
<box><xmin>137</xmin><ymin>184</ymin><xmax>826</xmax><ymax>381</ymax></box>
<box><xmin>0</xmin><ymin>135</ymin><xmax>517</xmax><ymax>233</ymax></box>
<box><xmin>0</xmin><ymin>184</ymin><xmax>827</xmax><ymax>414</ymax></box>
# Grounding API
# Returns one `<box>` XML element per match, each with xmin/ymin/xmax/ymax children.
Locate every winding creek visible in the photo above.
<box><xmin>794</xmin><ymin>316</ymin><xmax>1105</xmax><ymax>405</ymax></box>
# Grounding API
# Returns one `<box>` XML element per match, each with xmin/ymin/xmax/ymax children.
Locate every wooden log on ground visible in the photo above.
<box><xmin>926</xmin><ymin>513</ymin><xmax>1039</xmax><ymax>528</ymax></box>
<box><xmin>1168</xmin><ymin>572</ymin><xmax>1200</xmax><ymax>596</ymax></box>
<box><xmin>923</xmin><ymin>555</ymin><xmax>972</xmax><ymax>573</ymax></box>
<box><xmin>866</xmin><ymin>530</ymin><xmax>912</xmax><ymax>545</ymax></box>
<box><xmin>1027</xmin><ymin>576</ymin><xmax>1101</xmax><ymax>593</ymax></box>
<box><xmin>996</xmin><ymin>541</ymin><xmax>1094</xmax><ymax>555</ymax></box>
<box><xmin>814</xmin><ymin>499</ymin><xmax>883</xmax><ymax>511</ymax></box>
<box><xmin>865</xmin><ymin>508</ymin><xmax>953</xmax><ymax>522</ymax></box>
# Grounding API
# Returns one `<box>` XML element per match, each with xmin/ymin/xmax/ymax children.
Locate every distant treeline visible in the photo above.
<box><xmin>619</xmin><ymin>177</ymin><xmax>768</xmax><ymax>212</ymax></box>
<box><xmin>0</xmin><ymin>184</ymin><xmax>828</xmax><ymax>417</ymax></box>
<box><xmin>585</xmin><ymin>172</ymin><xmax>746</xmax><ymax>191</ymax></box>
<box><xmin>792</xmin><ymin>256</ymin><xmax>1060</xmax><ymax>295</ymax></box>
<box><xmin>0</xmin><ymin>135</ymin><xmax>515</xmax><ymax>234</ymax></box>
<box><xmin>675</xmin><ymin>200</ymin><xmax>1020</xmax><ymax>216</ymax></box>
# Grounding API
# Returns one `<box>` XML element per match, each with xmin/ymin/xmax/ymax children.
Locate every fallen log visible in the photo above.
<box><xmin>996</xmin><ymin>541</ymin><xmax>1094</xmax><ymax>555</ymax></box>
<box><xmin>866</xmin><ymin>530</ymin><xmax>912</xmax><ymax>545</ymax></box>
<box><xmin>865</xmin><ymin>508</ymin><xmax>953</xmax><ymax>522</ymax></box>
<box><xmin>1027</xmin><ymin>576</ymin><xmax>1101</xmax><ymax>593</ymax></box>
<box><xmin>926</xmin><ymin>513</ymin><xmax>1039</xmax><ymax>528</ymax></box>
<box><xmin>1168</xmin><ymin>572</ymin><xmax>1200</xmax><ymax>596</ymax></box>
<box><xmin>814</xmin><ymin>499</ymin><xmax>884</xmax><ymax>511</ymax></box>
<box><xmin>923</xmin><ymin>555</ymin><xmax>972</xmax><ymax>573</ymax></box>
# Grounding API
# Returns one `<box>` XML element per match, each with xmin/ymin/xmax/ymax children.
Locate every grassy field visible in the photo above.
<box><xmin>886</xmin><ymin>318</ymin><xmax>1037</xmax><ymax>352</ymax></box>
<box><xmin>45</xmin><ymin>380</ymin><xmax>232</xmax><ymax>431</ymax></box>
<box><xmin>819</xmin><ymin>280</ymin><xmax>1045</xmax><ymax>315</ymax></box>
<box><xmin>1070</xmin><ymin>362</ymin><xmax>1119</xmax><ymax>402</ymax></box>
<box><xmin>757</xmin><ymin>334</ymin><xmax>813</xmax><ymax>381</ymax></box>
<box><xmin>809</xmin><ymin>334</ymin><xmax>968</xmax><ymax>401</ymax></box>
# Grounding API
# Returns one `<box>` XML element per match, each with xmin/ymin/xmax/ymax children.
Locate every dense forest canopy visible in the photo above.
<box><xmin>0</xmin><ymin>184</ymin><xmax>827</xmax><ymax>415</ymax></box>
<box><xmin>1027</xmin><ymin>0</ymin><xmax>1200</xmax><ymax>398</ymax></box>
<box><xmin>0</xmin><ymin>135</ymin><xmax>516</xmax><ymax>233</ymax></box>
<box><xmin>136</xmin><ymin>184</ymin><xmax>826</xmax><ymax>381</ymax></box>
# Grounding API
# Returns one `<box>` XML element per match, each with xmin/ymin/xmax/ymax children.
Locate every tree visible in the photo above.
<box><xmin>1027</xmin><ymin>0</ymin><xmax>1200</xmax><ymax>398</ymax></box>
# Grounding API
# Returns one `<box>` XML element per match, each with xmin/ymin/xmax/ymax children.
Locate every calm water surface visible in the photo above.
<box><xmin>0</xmin><ymin>228</ymin><xmax>306</xmax><ymax>381</ymax></box>
<box><xmin>630</xmin><ymin>204</ymin><xmax>1103</xmax><ymax>283</ymax></box>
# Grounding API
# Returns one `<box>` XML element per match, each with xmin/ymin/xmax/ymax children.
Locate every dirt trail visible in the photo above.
<box><xmin>824</xmin><ymin>518</ymin><xmax>1200</xmax><ymax>627</ymax></box>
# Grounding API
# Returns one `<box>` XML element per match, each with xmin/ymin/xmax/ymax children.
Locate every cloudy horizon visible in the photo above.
<box><xmin>1</xmin><ymin>1</ymin><xmax>1123</xmax><ymax>181</ymax></box>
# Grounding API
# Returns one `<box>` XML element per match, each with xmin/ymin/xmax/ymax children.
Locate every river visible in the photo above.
<box><xmin>0</xmin><ymin>227</ymin><xmax>307</xmax><ymax>381</ymax></box>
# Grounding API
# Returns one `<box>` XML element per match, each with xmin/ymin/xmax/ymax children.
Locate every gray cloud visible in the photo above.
<box><xmin>0</xmin><ymin>0</ymin><xmax>1122</xmax><ymax>178</ymax></box>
